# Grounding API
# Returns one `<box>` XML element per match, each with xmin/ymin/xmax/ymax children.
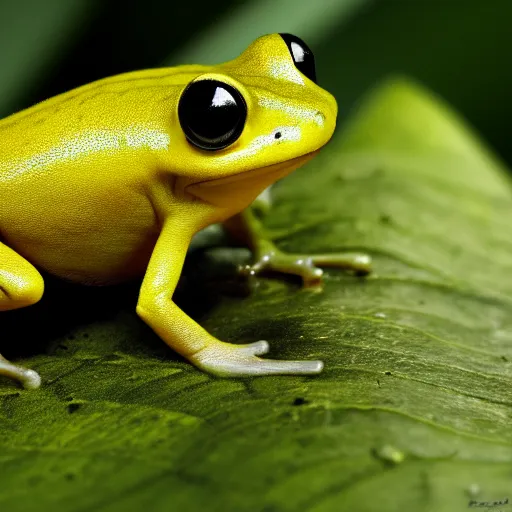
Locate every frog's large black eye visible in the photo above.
<box><xmin>279</xmin><ymin>33</ymin><xmax>317</xmax><ymax>84</ymax></box>
<box><xmin>178</xmin><ymin>79</ymin><xmax>247</xmax><ymax>151</ymax></box>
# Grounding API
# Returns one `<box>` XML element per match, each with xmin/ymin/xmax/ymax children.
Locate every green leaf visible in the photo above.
<box><xmin>2</xmin><ymin>78</ymin><xmax>511</xmax><ymax>511</ymax></box>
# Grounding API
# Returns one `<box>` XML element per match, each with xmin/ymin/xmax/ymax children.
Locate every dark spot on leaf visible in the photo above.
<box><xmin>28</xmin><ymin>475</ymin><xmax>43</xmax><ymax>487</ymax></box>
<box><xmin>65</xmin><ymin>473</ymin><xmax>76</xmax><ymax>481</ymax></box>
<box><xmin>67</xmin><ymin>403</ymin><xmax>81</xmax><ymax>414</ymax></box>
<box><xmin>502</xmin><ymin>355</ymin><xmax>509</xmax><ymax>362</ymax></box>
<box><xmin>274</xmin><ymin>131</ymin><xmax>282</xmax><ymax>139</ymax></box>
<box><xmin>292</xmin><ymin>397</ymin><xmax>309</xmax><ymax>406</ymax></box>
<box><xmin>377</xmin><ymin>379</ymin><xmax>381</xmax><ymax>387</ymax></box>
<box><xmin>380</xmin><ymin>214</ymin><xmax>392</xmax><ymax>224</ymax></box>
<box><xmin>261</xmin><ymin>504</ymin><xmax>279</xmax><ymax>512</ymax></box>
<box><xmin>384</xmin><ymin>371</ymin><xmax>392</xmax><ymax>376</ymax></box>
<box><xmin>175</xmin><ymin>469</ymin><xmax>209</xmax><ymax>486</ymax></box>
<box><xmin>103</xmin><ymin>353</ymin><xmax>122</xmax><ymax>362</ymax></box>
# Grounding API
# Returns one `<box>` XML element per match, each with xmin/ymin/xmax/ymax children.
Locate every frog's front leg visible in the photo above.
<box><xmin>223</xmin><ymin>194</ymin><xmax>372</xmax><ymax>287</ymax></box>
<box><xmin>136</xmin><ymin>220</ymin><xmax>322</xmax><ymax>376</ymax></box>
<box><xmin>0</xmin><ymin>242</ymin><xmax>43</xmax><ymax>389</ymax></box>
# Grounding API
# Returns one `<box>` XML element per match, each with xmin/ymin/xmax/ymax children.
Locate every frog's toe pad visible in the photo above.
<box><xmin>22</xmin><ymin>369</ymin><xmax>42</xmax><ymax>389</ymax></box>
<box><xmin>191</xmin><ymin>341</ymin><xmax>323</xmax><ymax>377</ymax></box>
<box><xmin>0</xmin><ymin>360</ymin><xmax>41</xmax><ymax>389</ymax></box>
<box><xmin>238</xmin><ymin>340</ymin><xmax>269</xmax><ymax>355</ymax></box>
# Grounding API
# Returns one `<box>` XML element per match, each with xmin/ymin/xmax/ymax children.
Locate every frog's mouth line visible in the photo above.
<box><xmin>184</xmin><ymin>150</ymin><xmax>318</xmax><ymax>208</ymax></box>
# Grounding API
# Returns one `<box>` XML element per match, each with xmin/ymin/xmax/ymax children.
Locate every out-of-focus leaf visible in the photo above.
<box><xmin>317</xmin><ymin>0</ymin><xmax>512</xmax><ymax>165</ymax></box>
<box><xmin>1</xmin><ymin>78</ymin><xmax>511</xmax><ymax>512</ymax></box>
<box><xmin>165</xmin><ymin>0</ymin><xmax>373</xmax><ymax>65</ymax></box>
<box><xmin>0</xmin><ymin>0</ymin><xmax>95</xmax><ymax>116</ymax></box>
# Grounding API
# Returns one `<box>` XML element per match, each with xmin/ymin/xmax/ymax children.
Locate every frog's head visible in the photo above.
<box><xmin>171</xmin><ymin>33</ymin><xmax>337</xmax><ymax>211</ymax></box>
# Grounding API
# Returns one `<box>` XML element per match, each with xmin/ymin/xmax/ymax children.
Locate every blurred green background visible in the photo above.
<box><xmin>1</xmin><ymin>0</ymin><xmax>511</xmax><ymax>165</ymax></box>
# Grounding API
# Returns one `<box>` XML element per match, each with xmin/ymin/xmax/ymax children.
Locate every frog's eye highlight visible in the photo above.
<box><xmin>279</xmin><ymin>33</ymin><xmax>317</xmax><ymax>84</ymax></box>
<box><xmin>178</xmin><ymin>79</ymin><xmax>247</xmax><ymax>151</ymax></box>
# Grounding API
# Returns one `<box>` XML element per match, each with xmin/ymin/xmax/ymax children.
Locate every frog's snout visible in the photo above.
<box><xmin>325</xmin><ymin>90</ymin><xmax>338</xmax><ymax>120</ymax></box>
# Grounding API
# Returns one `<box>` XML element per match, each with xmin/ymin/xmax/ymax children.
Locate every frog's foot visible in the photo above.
<box><xmin>190</xmin><ymin>340</ymin><xmax>323</xmax><ymax>376</ymax></box>
<box><xmin>0</xmin><ymin>354</ymin><xmax>41</xmax><ymax>389</ymax></box>
<box><xmin>241</xmin><ymin>243</ymin><xmax>372</xmax><ymax>286</ymax></box>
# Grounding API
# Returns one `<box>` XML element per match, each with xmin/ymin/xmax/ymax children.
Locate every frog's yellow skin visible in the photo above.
<box><xmin>0</xmin><ymin>34</ymin><xmax>371</xmax><ymax>388</ymax></box>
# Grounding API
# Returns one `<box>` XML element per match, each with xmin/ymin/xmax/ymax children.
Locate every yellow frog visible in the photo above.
<box><xmin>0</xmin><ymin>33</ymin><xmax>371</xmax><ymax>388</ymax></box>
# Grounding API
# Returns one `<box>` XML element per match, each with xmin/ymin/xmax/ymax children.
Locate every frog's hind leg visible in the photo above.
<box><xmin>0</xmin><ymin>241</ymin><xmax>44</xmax><ymax>389</ymax></box>
<box><xmin>224</xmin><ymin>203</ymin><xmax>372</xmax><ymax>287</ymax></box>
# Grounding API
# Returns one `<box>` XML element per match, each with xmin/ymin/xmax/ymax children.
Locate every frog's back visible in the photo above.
<box><xmin>0</xmin><ymin>66</ymin><xmax>207</xmax><ymax>182</ymax></box>
<box><xmin>0</xmin><ymin>66</ymin><xmax>205</xmax><ymax>283</ymax></box>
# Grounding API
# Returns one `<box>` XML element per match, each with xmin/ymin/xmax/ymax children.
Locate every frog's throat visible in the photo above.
<box><xmin>183</xmin><ymin>151</ymin><xmax>318</xmax><ymax>209</ymax></box>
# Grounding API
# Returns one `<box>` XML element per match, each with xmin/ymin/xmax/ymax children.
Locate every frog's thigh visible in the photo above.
<box><xmin>0</xmin><ymin>242</ymin><xmax>44</xmax><ymax>311</ymax></box>
<box><xmin>0</xmin><ymin>241</ymin><xmax>43</xmax><ymax>389</ymax></box>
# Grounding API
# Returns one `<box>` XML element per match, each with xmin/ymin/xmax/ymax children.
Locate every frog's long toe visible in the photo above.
<box><xmin>0</xmin><ymin>355</ymin><xmax>41</xmax><ymax>389</ymax></box>
<box><xmin>191</xmin><ymin>341</ymin><xmax>324</xmax><ymax>377</ymax></box>
<box><xmin>241</xmin><ymin>248</ymin><xmax>372</xmax><ymax>286</ymax></box>
<box><xmin>312</xmin><ymin>251</ymin><xmax>372</xmax><ymax>276</ymax></box>
<box><xmin>241</xmin><ymin>251</ymin><xmax>324</xmax><ymax>285</ymax></box>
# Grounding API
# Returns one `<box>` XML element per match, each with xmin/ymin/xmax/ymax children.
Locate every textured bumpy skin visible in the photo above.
<box><xmin>0</xmin><ymin>34</ymin><xmax>342</xmax><ymax>387</ymax></box>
